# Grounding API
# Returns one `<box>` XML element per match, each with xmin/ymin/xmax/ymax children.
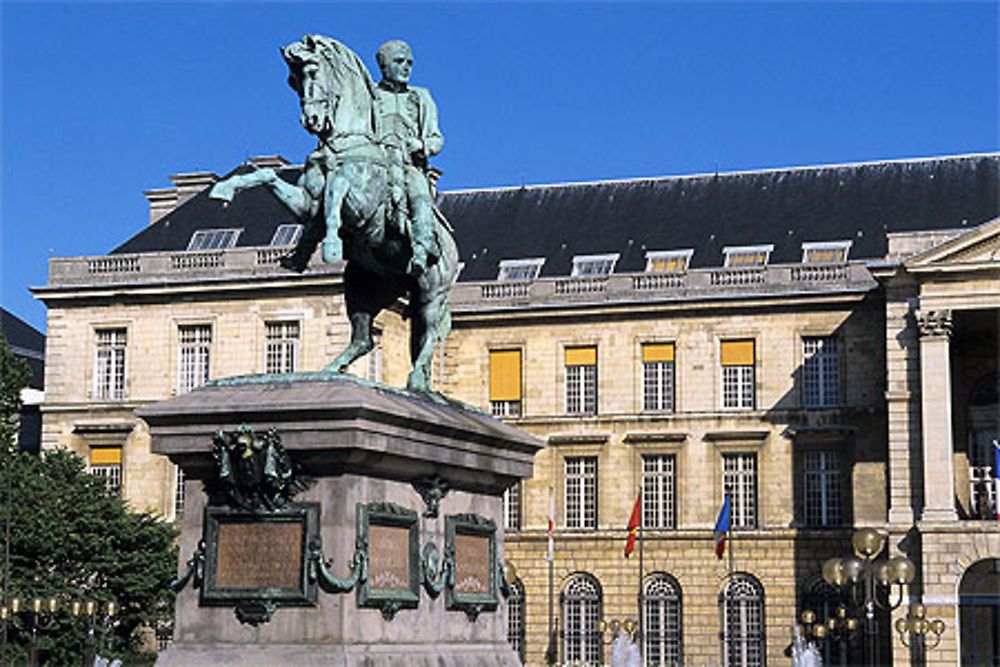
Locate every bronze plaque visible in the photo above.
<box><xmin>368</xmin><ymin>524</ymin><xmax>411</xmax><ymax>590</ymax></box>
<box><xmin>453</xmin><ymin>533</ymin><xmax>490</xmax><ymax>594</ymax></box>
<box><xmin>215</xmin><ymin>522</ymin><xmax>302</xmax><ymax>589</ymax></box>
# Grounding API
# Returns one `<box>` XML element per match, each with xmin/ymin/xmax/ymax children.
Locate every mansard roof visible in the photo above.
<box><xmin>1</xmin><ymin>308</ymin><xmax>45</xmax><ymax>389</ymax></box>
<box><xmin>112</xmin><ymin>153</ymin><xmax>1000</xmax><ymax>281</ymax></box>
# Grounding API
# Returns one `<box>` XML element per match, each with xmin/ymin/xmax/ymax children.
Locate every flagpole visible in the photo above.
<box><xmin>727</xmin><ymin>492</ymin><xmax>734</xmax><ymax>576</ymax></box>
<box><xmin>637</xmin><ymin>485</ymin><xmax>644</xmax><ymax>656</ymax></box>
<box><xmin>546</xmin><ymin>486</ymin><xmax>556</xmax><ymax>666</ymax></box>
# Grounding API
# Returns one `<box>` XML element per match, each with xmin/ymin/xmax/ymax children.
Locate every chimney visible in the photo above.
<box><xmin>170</xmin><ymin>172</ymin><xmax>220</xmax><ymax>206</ymax></box>
<box><xmin>143</xmin><ymin>187</ymin><xmax>179</xmax><ymax>224</ymax></box>
<box><xmin>249</xmin><ymin>155</ymin><xmax>292</xmax><ymax>169</ymax></box>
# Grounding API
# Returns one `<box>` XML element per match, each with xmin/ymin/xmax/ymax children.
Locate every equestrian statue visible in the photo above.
<box><xmin>209</xmin><ymin>36</ymin><xmax>459</xmax><ymax>393</ymax></box>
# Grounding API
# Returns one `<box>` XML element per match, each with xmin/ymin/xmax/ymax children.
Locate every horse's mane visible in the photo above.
<box><xmin>300</xmin><ymin>34</ymin><xmax>377</xmax><ymax>101</ymax></box>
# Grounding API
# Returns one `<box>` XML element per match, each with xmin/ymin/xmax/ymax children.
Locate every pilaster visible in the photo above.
<box><xmin>917</xmin><ymin>309</ymin><xmax>957</xmax><ymax>522</ymax></box>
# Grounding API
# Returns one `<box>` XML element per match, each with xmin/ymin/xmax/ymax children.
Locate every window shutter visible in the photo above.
<box><xmin>489</xmin><ymin>350</ymin><xmax>522</xmax><ymax>402</ymax></box>
<box><xmin>721</xmin><ymin>340</ymin><xmax>755</xmax><ymax>366</ymax></box>
<box><xmin>90</xmin><ymin>447</ymin><xmax>122</xmax><ymax>465</ymax></box>
<box><xmin>642</xmin><ymin>342</ymin><xmax>675</xmax><ymax>363</ymax></box>
<box><xmin>565</xmin><ymin>346</ymin><xmax>597</xmax><ymax>366</ymax></box>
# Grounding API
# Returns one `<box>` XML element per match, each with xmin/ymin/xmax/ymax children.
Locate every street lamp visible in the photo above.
<box><xmin>821</xmin><ymin>527</ymin><xmax>916</xmax><ymax>666</ymax></box>
<box><xmin>798</xmin><ymin>606</ymin><xmax>860</xmax><ymax>666</ymax></box>
<box><xmin>894</xmin><ymin>603</ymin><xmax>946</xmax><ymax>661</ymax></box>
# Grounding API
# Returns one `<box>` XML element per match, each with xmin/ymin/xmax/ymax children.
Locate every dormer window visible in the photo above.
<box><xmin>187</xmin><ymin>228</ymin><xmax>242</xmax><ymax>251</ymax></box>
<box><xmin>723</xmin><ymin>245</ymin><xmax>773</xmax><ymax>268</ymax></box>
<box><xmin>645</xmin><ymin>249</ymin><xmax>694</xmax><ymax>273</ymax></box>
<box><xmin>270</xmin><ymin>224</ymin><xmax>303</xmax><ymax>247</ymax></box>
<box><xmin>571</xmin><ymin>253</ymin><xmax>620</xmax><ymax>277</ymax></box>
<box><xmin>801</xmin><ymin>241</ymin><xmax>852</xmax><ymax>264</ymax></box>
<box><xmin>497</xmin><ymin>258</ymin><xmax>545</xmax><ymax>282</ymax></box>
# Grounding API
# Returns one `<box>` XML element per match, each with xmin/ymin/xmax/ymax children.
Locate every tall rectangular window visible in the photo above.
<box><xmin>642</xmin><ymin>454</ymin><xmax>676</xmax><ymax>529</ymax></box>
<box><xmin>177</xmin><ymin>325</ymin><xmax>211</xmax><ymax>393</ymax></box>
<box><xmin>802</xmin><ymin>336</ymin><xmax>839</xmax><ymax>408</ymax></box>
<box><xmin>565</xmin><ymin>456</ymin><xmax>597</xmax><ymax>529</ymax></box>
<box><xmin>803</xmin><ymin>450</ymin><xmax>841</xmax><ymax>527</ymax></box>
<box><xmin>723</xmin><ymin>453</ymin><xmax>757</xmax><ymax>529</ymax></box>
<box><xmin>503</xmin><ymin>482</ymin><xmax>522</xmax><ymax>531</ymax></box>
<box><xmin>265</xmin><ymin>321</ymin><xmax>299</xmax><ymax>374</ymax></box>
<box><xmin>174</xmin><ymin>465</ymin><xmax>186</xmax><ymax>521</ymax></box>
<box><xmin>565</xmin><ymin>346</ymin><xmax>597</xmax><ymax>415</ymax></box>
<box><xmin>721</xmin><ymin>340</ymin><xmax>755</xmax><ymax>409</ymax></box>
<box><xmin>90</xmin><ymin>447</ymin><xmax>122</xmax><ymax>495</ymax></box>
<box><xmin>643</xmin><ymin>343</ymin><xmax>675</xmax><ymax>412</ymax></box>
<box><xmin>490</xmin><ymin>349</ymin><xmax>522</xmax><ymax>417</ymax></box>
<box><xmin>94</xmin><ymin>328</ymin><xmax>126</xmax><ymax>400</ymax></box>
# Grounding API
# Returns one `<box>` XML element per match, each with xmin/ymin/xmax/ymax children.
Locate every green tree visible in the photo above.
<box><xmin>0</xmin><ymin>335</ymin><xmax>178</xmax><ymax>665</ymax></box>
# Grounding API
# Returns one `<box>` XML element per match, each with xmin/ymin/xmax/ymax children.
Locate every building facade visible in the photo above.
<box><xmin>34</xmin><ymin>153</ymin><xmax>1000</xmax><ymax>666</ymax></box>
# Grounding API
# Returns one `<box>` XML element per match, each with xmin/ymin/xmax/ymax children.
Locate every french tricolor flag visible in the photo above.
<box><xmin>714</xmin><ymin>493</ymin><xmax>731</xmax><ymax>559</ymax></box>
<box><xmin>994</xmin><ymin>441</ymin><xmax>1000</xmax><ymax>521</ymax></box>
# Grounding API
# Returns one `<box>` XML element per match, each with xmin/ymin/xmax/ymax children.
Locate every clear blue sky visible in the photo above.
<box><xmin>2</xmin><ymin>2</ymin><xmax>997</xmax><ymax>332</ymax></box>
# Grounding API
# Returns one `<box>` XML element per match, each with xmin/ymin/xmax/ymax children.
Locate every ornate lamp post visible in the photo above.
<box><xmin>1</xmin><ymin>596</ymin><xmax>60</xmax><ymax>667</ymax></box>
<box><xmin>798</xmin><ymin>606</ymin><xmax>860</xmax><ymax>666</ymax></box>
<box><xmin>596</xmin><ymin>617</ymin><xmax>638</xmax><ymax>644</ymax></box>
<box><xmin>79</xmin><ymin>599</ymin><xmax>117</xmax><ymax>667</ymax></box>
<box><xmin>821</xmin><ymin>527</ymin><xmax>916</xmax><ymax>666</ymax></box>
<box><xmin>894</xmin><ymin>603</ymin><xmax>946</xmax><ymax>662</ymax></box>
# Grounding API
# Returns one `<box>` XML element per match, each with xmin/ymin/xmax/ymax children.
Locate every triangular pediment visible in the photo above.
<box><xmin>905</xmin><ymin>217</ymin><xmax>1000</xmax><ymax>270</ymax></box>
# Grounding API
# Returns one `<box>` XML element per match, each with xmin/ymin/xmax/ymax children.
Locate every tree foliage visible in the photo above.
<box><xmin>0</xmin><ymin>335</ymin><xmax>178</xmax><ymax>664</ymax></box>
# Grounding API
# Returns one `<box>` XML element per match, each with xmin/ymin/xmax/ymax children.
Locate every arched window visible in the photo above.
<box><xmin>720</xmin><ymin>574</ymin><xmax>765</xmax><ymax>667</ymax></box>
<box><xmin>561</xmin><ymin>573</ymin><xmax>603</xmax><ymax>664</ymax></box>
<box><xmin>960</xmin><ymin>558</ymin><xmax>1000</xmax><ymax>666</ymax></box>
<box><xmin>644</xmin><ymin>573</ymin><xmax>683</xmax><ymax>666</ymax></box>
<box><xmin>507</xmin><ymin>579</ymin><xmax>525</xmax><ymax>663</ymax></box>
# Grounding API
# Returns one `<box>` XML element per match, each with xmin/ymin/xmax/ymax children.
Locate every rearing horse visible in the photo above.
<box><xmin>210</xmin><ymin>35</ymin><xmax>458</xmax><ymax>393</ymax></box>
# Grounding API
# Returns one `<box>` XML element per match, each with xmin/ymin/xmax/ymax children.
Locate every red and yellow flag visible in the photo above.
<box><xmin>624</xmin><ymin>490</ymin><xmax>641</xmax><ymax>558</ymax></box>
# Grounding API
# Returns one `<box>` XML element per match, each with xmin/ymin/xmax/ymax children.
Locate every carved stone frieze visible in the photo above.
<box><xmin>916</xmin><ymin>309</ymin><xmax>953</xmax><ymax>339</ymax></box>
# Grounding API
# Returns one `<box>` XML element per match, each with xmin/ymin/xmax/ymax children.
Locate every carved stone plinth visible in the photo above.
<box><xmin>140</xmin><ymin>374</ymin><xmax>542</xmax><ymax>666</ymax></box>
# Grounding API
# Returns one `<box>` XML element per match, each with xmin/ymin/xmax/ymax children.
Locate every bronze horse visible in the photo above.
<box><xmin>210</xmin><ymin>35</ymin><xmax>458</xmax><ymax>392</ymax></box>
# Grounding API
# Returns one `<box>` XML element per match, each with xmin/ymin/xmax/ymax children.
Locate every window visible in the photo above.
<box><xmin>720</xmin><ymin>574</ymin><xmax>765</xmax><ymax>667</ymax></box>
<box><xmin>186</xmin><ymin>228</ymin><xmax>242</xmax><ymax>250</ymax></box>
<box><xmin>490</xmin><ymin>349</ymin><xmax>522</xmax><ymax>417</ymax></box>
<box><xmin>960</xmin><ymin>559</ymin><xmax>1000</xmax><ymax>666</ymax></box>
<box><xmin>565</xmin><ymin>456</ymin><xmax>597</xmax><ymax>529</ymax></box>
<box><xmin>174</xmin><ymin>465</ymin><xmax>186</xmax><ymax>521</ymax></box>
<box><xmin>721</xmin><ymin>340</ymin><xmax>756</xmax><ymax>409</ymax></box>
<box><xmin>177</xmin><ymin>325</ymin><xmax>211</xmax><ymax>393</ymax></box>
<box><xmin>265</xmin><ymin>321</ymin><xmax>300</xmax><ymax>374</ymax></box>
<box><xmin>642</xmin><ymin>454</ymin><xmax>676</xmax><ymax>529</ymax></box>
<box><xmin>93</xmin><ymin>328</ymin><xmax>126</xmax><ymax>400</ymax></box>
<box><xmin>366</xmin><ymin>342</ymin><xmax>383</xmax><ymax>384</ymax></box>
<box><xmin>802</xmin><ymin>336</ymin><xmax>839</xmax><ymax>408</ymax></box>
<box><xmin>565</xmin><ymin>346</ymin><xmax>597</xmax><ymax>414</ymax></box>
<box><xmin>497</xmin><ymin>258</ymin><xmax>545</xmax><ymax>282</ymax></box>
<box><xmin>503</xmin><ymin>482</ymin><xmax>522</xmax><ymax>531</ymax></box>
<box><xmin>803</xmin><ymin>450</ymin><xmax>841</xmax><ymax>527</ymax></box>
<box><xmin>643</xmin><ymin>342</ymin><xmax>675</xmax><ymax>412</ymax></box>
<box><xmin>645</xmin><ymin>574</ymin><xmax>683</xmax><ymax>666</ymax></box>
<box><xmin>723</xmin><ymin>245</ymin><xmax>773</xmax><ymax>268</ymax></box>
<box><xmin>646</xmin><ymin>249</ymin><xmax>694</xmax><ymax>273</ymax></box>
<box><xmin>507</xmin><ymin>580</ymin><xmax>526</xmax><ymax>663</ymax></box>
<box><xmin>270</xmin><ymin>224</ymin><xmax>303</xmax><ymax>247</ymax></box>
<box><xmin>90</xmin><ymin>447</ymin><xmax>122</xmax><ymax>494</ymax></box>
<box><xmin>723</xmin><ymin>453</ymin><xmax>757</xmax><ymax>529</ymax></box>
<box><xmin>801</xmin><ymin>240</ymin><xmax>851</xmax><ymax>264</ymax></box>
<box><xmin>561</xmin><ymin>574</ymin><xmax>602</xmax><ymax>664</ymax></box>
<box><xmin>571</xmin><ymin>253</ymin><xmax>619</xmax><ymax>277</ymax></box>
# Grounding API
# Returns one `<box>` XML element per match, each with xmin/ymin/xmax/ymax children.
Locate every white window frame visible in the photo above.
<box><xmin>644</xmin><ymin>357</ymin><xmax>675</xmax><ymax>412</ymax></box>
<box><xmin>802</xmin><ymin>336</ymin><xmax>839</xmax><ymax>408</ymax></box>
<box><xmin>270</xmin><ymin>224</ymin><xmax>303</xmax><ymax>247</ymax></box>
<box><xmin>93</xmin><ymin>328</ymin><xmax>126</xmax><ymax>401</ymax></box>
<box><xmin>644</xmin><ymin>574</ymin><xmax>683</xmax><ymax>666</ymax></box>
<box><xmin>90</xmin><ymin>464</ymin><xmax>122</xmax><ymax>495</ymax></box>
<box><xmin>507</xmin><ymin>580</ymin><xmax>525</xmax><ymax>663</ymax></box>
<box><xmin>571</xmin><ymin>253</ymin><xmax>620</xmax><ymax>277</ymax></box>
<box><xmin>642</xmin><ymin>454</ymin><xmax>676</xmax><ymax>529</ymax></box>
<box><xmin>497</xmin><ymin>257</ymin><xmax>545</xmax><ymax>282</ymax></box>
<box><xmin>801</xmin><ymin>240</ymin><xmax>852</xmax><ymax>264</ymax></box>
<box><xmin>265</xmin><ymin>321</ymin><xmax>300</xmax><ymax>374</ymax></box>
<box><xmin>187</xmin><ymin>228</ymin><xmax>242</xmax><ymax>251</ymax></box>
<box><xmin>177</xmin><ymin>324</ymin><xmax>212</xmax><ymax>394</ymax></box>
<box><xmin>720</xmin><ymin>575</ymin><xmax>765</xmax><ymax>667</ymax></box>
<box><xmin>174</xmin><ymin>464</ymin><xmax>186</xmax><ymax>521</ymax></box>
<box><xmin>803</xmin><ymin>450</ymin><xmax>841</xmax><ymax>527</ymax></box>
<box><xmin>722</xmin><ymin>365</ymin><xmax>755</xmax><ymax>410</ymax></box>
<box><xmin>723</xmin><ymin>453</ymin><xmax>757</xmax><ymax>530</ymax></box>
<box><xmin>564</xmin><ymin>456</ymin><xmax>597</xmax><ymax>529</ymax></box>
<box><xmin>645</xmin><ymin>249</ymin><xmax>694</xmax><ymax>273</ymax></box>
<box><xmin>566</xmin><ymin>360</ymin><xmax>597</xmax><ymax>415</ymax></box>
<box><xmin>503</xmin><ymin>482</ymin><xmax>522</xmax><ymax>531</ymax></box>
<box><xmin>723</xmin><ymin>244</ymin><xmax>774</xmax><ymax>268</ymax></box>
<box><xmin>562</xmin><ymin>574</ymin><xmax>603</xmax><ymax>664</ymax></box>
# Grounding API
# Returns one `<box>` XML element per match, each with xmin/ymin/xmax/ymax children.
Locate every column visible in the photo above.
<box><xmin>917</xmin><ymin>309</ymin><xmax>956</xmax><ymax>522</ymax></box>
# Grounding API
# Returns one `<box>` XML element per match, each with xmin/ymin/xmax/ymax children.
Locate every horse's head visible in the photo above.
<box><xmin>283</xmin><ymin>36</ymin><xmax>335</xmax><ymax>137</ymax></box>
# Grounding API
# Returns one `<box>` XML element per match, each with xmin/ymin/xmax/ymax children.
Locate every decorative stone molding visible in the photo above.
<box><xmin>916</xmin><ymin>309</ymin><xmax>953</xmax><ymax>338</ymax></box>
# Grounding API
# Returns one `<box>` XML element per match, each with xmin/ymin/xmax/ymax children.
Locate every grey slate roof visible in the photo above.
<box><xmin>113</xmin><ymin>154</ymin><xmax>1000</xmax><ymax>281</ymax></box>
<box><xmin>1</xmin><ymin>308</ymin><xmax>45</xmax><ymax>389</ymax></box>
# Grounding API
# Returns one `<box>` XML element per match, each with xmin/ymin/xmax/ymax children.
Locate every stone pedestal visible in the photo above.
<box><xmin>139</xmin><ymin>373</ymin><xmax>542</xmax><ymax>666</ymax></box>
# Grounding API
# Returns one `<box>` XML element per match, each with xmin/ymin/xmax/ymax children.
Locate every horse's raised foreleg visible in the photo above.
<box><xmin>322</xmin><ymin>172</ymin><xmax>350</xmax><ymax>264</ymax></box>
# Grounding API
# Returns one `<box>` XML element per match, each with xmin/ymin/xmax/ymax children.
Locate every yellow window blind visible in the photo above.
<box><xmin>489</xmin><ymin>349</ymin><xmax>522</xmax><ymax>401</ymax></box>
<box><xmin>90</xmin><ymin>447</ymin><xmax>122</xmax><ymax>465</ymax></box>
<box><xmin>721</xmin><ymin>340</ymin><xmax>755</xmax><ymax>366</ymax></box>
<box><xmin>642</xmin><ymin>342</ymin><xmax>675</xmax><ymax>363</ymax></box>
<box><xmin>565</xmin><ymin>346</ymin><xmax>597</xmax><ymax>366</ymax></box>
